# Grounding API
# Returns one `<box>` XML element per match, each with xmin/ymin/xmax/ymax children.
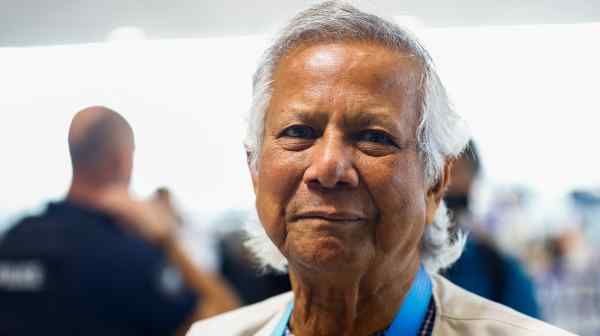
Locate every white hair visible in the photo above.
<box><xmin>244</xmin><ymin>1</ymin><xmax>471</xmax><ymax>273</ymax></box>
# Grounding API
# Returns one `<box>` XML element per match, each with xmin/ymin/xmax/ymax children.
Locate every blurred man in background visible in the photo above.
<box><xmin>218</xmin><ymin>214</ymin><xmax>291</xmax><ymax>305</ymax></box>
<box><xmin>443</xmin><ymin>140</ymin><xmax>540</xmax><ymax>318</ymax></box>
<box><xmin>535</xmin><ymin>192</ymin><xmax>600</xmax><ymax>335</ymax></box>
<box><xmin>0</xmin><ymin>106</ymin><xmax>239</xmax><ymax>336</ymax></box>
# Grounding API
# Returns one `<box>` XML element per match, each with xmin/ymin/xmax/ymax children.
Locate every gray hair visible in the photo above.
<box><xmin>244</xmin><ymin>1</ymin><xmax>470</xmax><ymax>273</ymax></box>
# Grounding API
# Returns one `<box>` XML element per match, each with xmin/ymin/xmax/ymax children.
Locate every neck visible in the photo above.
<box><xmin>288</xmin><ymin>258</ymin><xmax>420</xmax><ymax>336</ymax></box>
<box><xmin>66</xmin><ymin>177</ymin><xmax>124</xmax><ymax>210</ymax></box>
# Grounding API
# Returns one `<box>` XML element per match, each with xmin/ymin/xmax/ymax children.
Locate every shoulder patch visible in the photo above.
<box><xmin>0</xmin><ymin>260</ymin><xmax>45</xmax><ymax>291</ymax></box>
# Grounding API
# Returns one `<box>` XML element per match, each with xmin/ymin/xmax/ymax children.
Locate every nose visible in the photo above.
<box><xmin>303</xmin><ymin>131</ymin><xmax>359</xmax><ymax>189</ymax></box>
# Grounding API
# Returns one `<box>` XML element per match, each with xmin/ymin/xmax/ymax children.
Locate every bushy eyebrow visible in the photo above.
<box><xmin>344</xmin><ymin>109</ymin><xmax>398</xmax><ymax>129</ymax></box>
<box><xmin>273</xmin><ymin>105</ymin><xmax>329</xmax><ymax>126</ymax></box>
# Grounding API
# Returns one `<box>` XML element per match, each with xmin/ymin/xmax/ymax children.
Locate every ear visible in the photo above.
<box><xmin>113</xmin><ymin>146</ymin><xmax>134</xmax><ymax>185</ymax></box>
<box><xmin>425</xmin><ymin>159</ymin><xmax>453</xmax><ymax>224</ymax></box>
<box><xmin>246</xmin><ymin>149</ymin><xmax>259</xmax><ymax>194</ymax></box>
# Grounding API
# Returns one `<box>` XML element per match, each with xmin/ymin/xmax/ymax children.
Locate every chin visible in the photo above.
<box><xmin>287</xmin><ymin>237</ymin><xmax>364</xmax><ymax>274</ymax></box>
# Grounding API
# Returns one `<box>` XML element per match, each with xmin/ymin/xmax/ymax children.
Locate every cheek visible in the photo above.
<box><xmin>256</xmin><ymin>142</ymin><xmax>305</xmax><ymax>247</ymax></box>
<box><xmin>367</xmin><ymin>156</ymin><xmax>427</xmax><ymax>254</ymax></box>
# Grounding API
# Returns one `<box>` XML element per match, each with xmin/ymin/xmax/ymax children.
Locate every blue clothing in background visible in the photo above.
<box><xmin>444</xmin><ymin>238</ymin><xmax>541</xmax><ymax>318</ymax></box>
<box><xmin>0</xmin><ymin>201</ymin><xmax>198</xmax><ymax>336</ymax></box>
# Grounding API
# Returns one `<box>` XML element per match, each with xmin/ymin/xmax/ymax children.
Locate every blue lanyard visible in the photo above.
<box><xmin>272</xmin><ymin>264</ymin><xmax>432</xmax><ymax>336</ymax></box>
<box><xmin>384</xmin><ymin>264</ymin><xmax>432</xmax><ymax>335</ymax></box>
<box><xmin>272</xmin><ymin>297</ymin><xmax>294</xmax><ymax>336</ymax></box>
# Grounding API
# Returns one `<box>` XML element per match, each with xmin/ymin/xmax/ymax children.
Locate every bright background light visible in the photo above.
<box><xmin>106</xmin><ymin>26</ymin><xmax>147</xmax><ymax>42</ymax></box>
<box><xmin>423</xmin><ymin>23</ymin><xmax>600</xmax><ymax>193</ymax></box>
<box><xmin>1</xmin><ymin>23</ymin><xmax>599</xmax><ymax>222</ymax></box>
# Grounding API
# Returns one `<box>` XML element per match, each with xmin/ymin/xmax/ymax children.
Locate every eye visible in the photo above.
<box><xmin>357</xmin><ymin>130</ymin><xmax>397</xmax><ymax>146</ymax></box>
<box><xmin>280</xmin><ymin>124</ymin><xmax>318</xmax><ymax>139</ymax></box>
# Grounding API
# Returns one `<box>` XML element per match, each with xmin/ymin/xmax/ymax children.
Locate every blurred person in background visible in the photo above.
<box><xmin>188</xmin><ymin>2</ymin><xmax>573</xmax><ymax>335</ymax></box>
<box><xmin>535</xmin><ymin>193</ymin><xmax>600</xmax><ymax>335</ymax></box>
<box><xmin>219</xmin><ymin>229</ymin><xmax>292</xmax><ymax>305</ymax></box>
<box><xmin>217</xmin><ymin>210</ymin><xmax>291</xmax><ymax>305</ymax></box>
<box><xmin>0</xmin><ymin>106</ymin><xmax>239</xmax><ymax>336</ymax></box>
<box><xmin>443</xmin><ymin>140</ymin><xmax>540</xmax><ymax>318</ymax></box>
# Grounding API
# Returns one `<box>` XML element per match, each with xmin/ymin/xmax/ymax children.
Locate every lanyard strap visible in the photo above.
<box><xmin>384</xmin><ymin>264</ymin><xmax>432</xmax><ymax>336</ymax></box>
<box><xmin>272</xmin><ymin>265</ymin><xmax>432</xmax><ymax>336</ymax></box>
<box><xmin>272</xmin><ymin>298</ymin><xmax>294</xmax><ymax>336</ymax></box>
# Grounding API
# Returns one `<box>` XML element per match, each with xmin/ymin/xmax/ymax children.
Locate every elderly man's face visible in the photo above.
<box><xmin>252</xmin><ymin>42</ymin><xmax>444</xmax><ymax>274</ymax></box>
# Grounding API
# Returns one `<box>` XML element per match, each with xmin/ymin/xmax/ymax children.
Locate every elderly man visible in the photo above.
<box><xmin>189</xmin><ymin>1</ymin><xmax>574</xmax><ymax>335</ymax></box>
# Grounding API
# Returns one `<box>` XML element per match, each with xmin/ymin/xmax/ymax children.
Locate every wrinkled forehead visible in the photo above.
<box><xmin>273</xmin><ymin>41</ymin><xmax>424</xmax><ymax>96</ymax></box>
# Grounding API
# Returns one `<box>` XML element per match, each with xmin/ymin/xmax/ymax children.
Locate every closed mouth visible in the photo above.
<box><xmin>293</xmin><ymin>210</ymin><xmax>366</xmax><ymax>222</ymax></box>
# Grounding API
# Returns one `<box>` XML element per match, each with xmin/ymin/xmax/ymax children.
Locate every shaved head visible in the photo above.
<box><xmin>68</xmin><ymin>106</ymin><xmax>134</xmax><ymax>186</ymax></box>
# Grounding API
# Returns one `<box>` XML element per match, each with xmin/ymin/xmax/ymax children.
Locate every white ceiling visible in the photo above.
<box><xmin>1</xmin><ymin>0</ymin><xmax>599</xmax><ymax>47</ymax></box>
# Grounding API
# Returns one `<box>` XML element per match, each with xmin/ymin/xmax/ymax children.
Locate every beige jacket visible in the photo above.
<box><xmin>187</xmin><ymin>274</ymin><xmax>576</xmax><ymax>336</ymax></box>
